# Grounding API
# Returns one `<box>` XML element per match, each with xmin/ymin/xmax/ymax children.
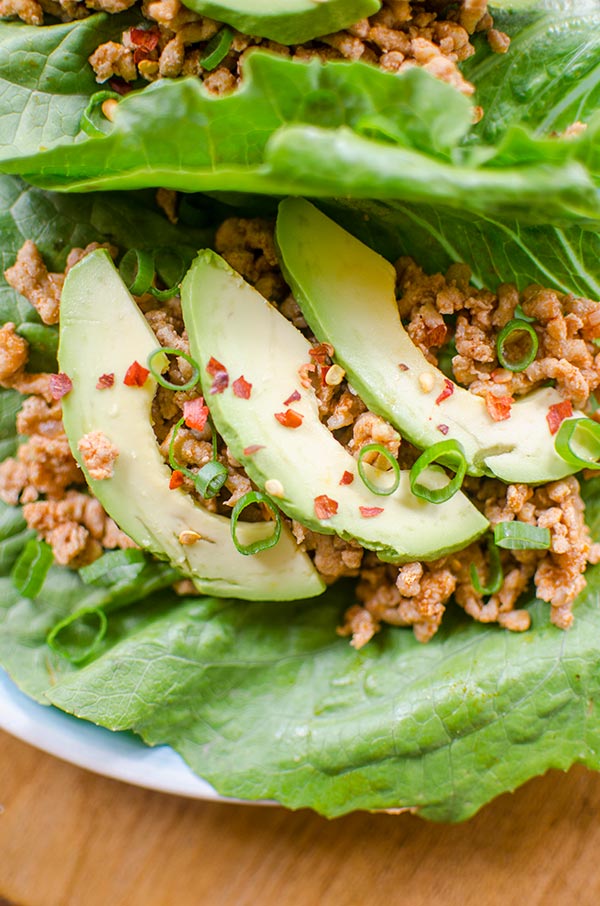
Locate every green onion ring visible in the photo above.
<box><xmin>12</xmin><ymin>538</ymin><xmax>53</xmax><ymax>599</ymax></box>
<box><xmin>168</xmin><ymin>416</ymin><xmax>196</xmax><ymax>482</ymax></box>
<box><xmin>78</xmin><ymin>549</ymin><xmax>147</xmax><ymax>586</ymax></box>
<box><xmin>119</xmin><ymin>248</ymin><xmax>155</xmax><ymax>295</ymax></box>
<box><xmin>47</xmin><ymin>607</ymin><xmax>108</xmax><ymax>664</ymax></box>
<box><xmin>555</xmin><ymin>417</ymin><xmax>600</xmax><ymax>471</ymax></box>
<box><xmin>147</xmin><ymin>347</ymin><xmax>201</xmax><ymax>392</ymax></box>
<box><xmin>496</xmin><ymin>318</ymin><xmax>538</xmax><ymax>372</ymax></box>
<box><xmin>231</xmin><ymin>491</ymin><xmax>282</xmax><ymax>555</ymax></box>
<box><xmin>470</xmin><ymin>536</ymin><xmax>503</xmax><ymax>596</ymax></box>
<box><xmin>409</xmin><ymin>439</ymin><xmax>467</xmax><ymax>504</ymax></box>
<box><xmin>357</xmin><ymin>443</ymin><xmax>400</xmax><ymax>496</ymax></box>
<box><xmin>200</xmin><ymin>27</ymin><xmax>234</xmax><ymax>71</ymax></box>
<box><xmin>80</xmin><ymin>90</ymin><xmax>120</xmax><ymax>138</ymax></box>
<box><xmin>195</xmin><ymin>460</ymin><xmax>228</xmax><ymax>498</ymax></box>
<box><xmin>493</xmin><ymin>522</ymin><xmax>551</xmax><ymax>550</ymax></box>
<box><xmin>149</xmin><ymin>248</ymin><xmax>187</xmax><ymax>301</ymax></box>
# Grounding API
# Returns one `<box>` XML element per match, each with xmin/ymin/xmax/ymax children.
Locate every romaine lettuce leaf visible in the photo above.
<box><xmin>0</xmin><ymin>15</ymin><xmax>599</xmax><ymax>226</ymax></box>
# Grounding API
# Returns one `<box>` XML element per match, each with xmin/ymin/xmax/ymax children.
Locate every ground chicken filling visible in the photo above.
<box><xmin>0</xmin><ymin>0</ymin><xmax>508</xmax><ymax>110</ymax></box>
<box><xmin>2</xmin><ymin>216</ymin><xmax>600</xmax><ymax>646</ymax></box>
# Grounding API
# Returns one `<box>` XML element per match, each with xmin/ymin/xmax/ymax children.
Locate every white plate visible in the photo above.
<box><xmin>0</xmin><ymin>668</ymin><xmax>221</xmax><ymax>800</ymax></box>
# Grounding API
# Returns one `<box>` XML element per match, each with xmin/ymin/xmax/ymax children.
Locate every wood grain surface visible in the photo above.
<box><xmin>2</xmin><ymin>729</ymin><xmax>600</xmax><ymax>906</ymax></box>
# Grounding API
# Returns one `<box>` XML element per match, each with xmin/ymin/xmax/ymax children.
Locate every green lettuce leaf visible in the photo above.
<box><xmin>0</xmin><ymin>17</ymin><xmax>599</xmax><ymax>225</ymax></box>
<box><xmin>467</xmin><ymin>6</ymin><xmax>600</xmax><ymax>142</ymax></box>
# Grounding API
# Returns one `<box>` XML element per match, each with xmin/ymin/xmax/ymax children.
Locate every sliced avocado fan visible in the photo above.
<box><xmin>181</xmin><ymin>250</ymin><xmax>488</xmax><ymax>564</ymax></box>
<box><xmin>184</xmin><ymin>0</ymin><xmax>380</xmax><ymax>44</ymax></box>
<box><xmin>59</xmin><ymin>249</ymin><xmax>324</xmax><ymax>601</ymax></box>
<box><xmin>276</xmin><ymin>198</ymin><xmax>589</xmax><ymax>484</ymax></box>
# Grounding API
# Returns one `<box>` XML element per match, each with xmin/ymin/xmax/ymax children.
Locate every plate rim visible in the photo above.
<box><xmin>0</xmin><ymin>667</ymin><xmax>224</xmax><ymax>801</ymax></box>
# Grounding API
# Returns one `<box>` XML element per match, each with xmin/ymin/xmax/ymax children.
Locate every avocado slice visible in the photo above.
<box><xmin>59</xmin><ymin>250</ymin><xmax>325</xmax><ymax>601</ymax></box>
<box><xmin>185</xmin><ymin>0</ymin><xmax>380</xmax><ymax>44</ymax></box>
<box><xmin>276</xmin><ymin>198</ymin><xmax>585</xmax><ymax>484</ymax></box>
<box><xmin>181</xmin><ymin>250</ymin><xmax>488</xmax><ymax>563</ymax></box>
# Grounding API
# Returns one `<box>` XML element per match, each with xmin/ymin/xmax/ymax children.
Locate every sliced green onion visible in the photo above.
<box><xmin>357</xmin><ymin>443</ymin><xmax>400</xmax><ymax>496</ymax></box>
<box><xmin>147</xmin><ymin>346</ymin><xmax>201</xmax><ymax>392</ymax></box>
<box><xmin>409</xmin><ymin>439</ymin><xmax>467</xmax><ymax>504</ymax></box>
<box><xmin>200</xmin><ymin>27</ymin><xmax>234</xmax><ymax>71</ymax></box>
<box><xmin>493</xmin><ymin>522</ymin><xmax>551</xmax><ymax>550</ymax></box>
<box><xmin>80</xmin><ymin>90</ymin><xmax>120</xmax><ymax>137</ymax></box>
<box><xmin>496</xmin><ymin>318</ymin><xmax>538</xmax><ymax>372</ymax></box>
<box><xmin>555</xmin><ymin>417</ymin><xmax>600</xmax><ymax>471</ymax></box>
<box><xmin>470</xmin><ymin>536</ymin><xmax>503</xmax><ymax>596</ymax></box>
<box><xmin>195</xmin><ymin>459</ymin><xmax>228</xmax><ymax>498</ymax></box>
<box><xmin>119</xmin><ymin>248</ymin><xmax>155</xmax><ymax>295</ymax></box>
<box><xmin>231</xmin><ymin>491</ymin><xmax>281</xmax><ymax>555</ymax></box>
<box><xmin>169</xmin><ymin>417</ymin><xmax>228</xmax><ymax>499</ymax></box>
<box><xmin>79</xmin><ymin>549</ymin><xmax>147</xmax><ymax>587</ymax></box>
<box><xmin>514</xmin><ymin>304</ymin><xmax>536</xmax><ymax>324</ymax></box>
<box><xmin>149</xmin><ymin>248</ymin><xmax>187</xmax><ymax>301</ymax></box>
<box><xmin>47</xmin><ymin>607</ymin><xmax>107</xmax><ymax>664</ymax></box>
<box><xmin>11</xmin><ymin>538</ymin><xmax>53</xmax><ymax>599</ymax></box>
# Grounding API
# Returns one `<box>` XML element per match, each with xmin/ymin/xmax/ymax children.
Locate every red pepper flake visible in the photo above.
<box><xmin>129</xmin><ymin>26</ymin><xmax>159</xmax><ymax>50</ymax></box>
<box><xmin>398</xmin><ymin>363</ymin><xmax>409</xmax><ymax>372</ymax></box>
<box><xmin>485</xmin><ymin>392</ymin><xmax>514</xmax><ymax>422</ymax></box>
<box><xmin>298</xmin><ymin>363</ymin><xmax>316</xmax><ymax>388</ymax></box>
<box><xmin>359</xmin><ymin>506</ymin><xmax>384</xmax><ymax>518</ymax></box>
<box><xmin>169</xmin><ymin>470</ymin><xmax>184</xmax><ymax>490</ymax></box>
<box><xmin>435</xmin><ymin>378</ymin><xmax>454</xmax><ymax>405</ymax></box>
<box><xmin>436</xmin><ymin>424</ymin><xmax>449</xmax><ymax>436</ymax></box>
<box><xmin>108</xmin><ymin>78</ymin><xmax>133</xmax><ymax>96</ymax></box>
<box><xmin>49</xmin><ymin>372</ymin><xmax>72</xmax><ymax>400</ymax></box>
<box><xmin>124</xmin><ymin>361</ymin><xmax>150</xmax><ymax>387</ymax></box>
<box><xmin>274</xmin><ymin>409</ymin><xmax>303</xmax><ymax>429</ymax></box>
<box><xmin>206</xmin><ymin>356</ymin><xmax>229</xmax><ymax>395</ymax></box>
<box><xmin>232</xmin><ymin>375</ymin><xmax>252</xmax><ymax>399</ymax></box>
<box><xmin>547</xmin><ymin>400</ymin><xmax>573</xmax><ymax>435</ymax></box>
<box><xmin>309</xmin><ymin>342</ymin><xmax>334</xmax><ymax>365</ymax></box>
<box><xmin>183</xmin><ymin>397</ymin><xmax>209</xmax><ymax>432</ymax></box>
<box><xmin>96</xmin><ymin>372</ymin><xmax>115</xmax><ymax>390</ymax></box>
<box><xmin>243</xmin><ymin>444</ymin><xmax>265</xmax><ymax>456</ymax></box>
<box><xmin>320</xmin><ymin>365</ymin><xmax>329</xmax><ymax>384</ymax></box>
<box><xmin>284</xmin><ymin>389</ymin><xmax>301</xmax><ymax>406</ymax></box>
<box><xmin>339</xmin><ymin>470</ymin><xmax>354</xmax><ymax>486</ymax></box>
<box><xmin>314</xmin><ymin>495</ymin><xmax>338</xmax><ymax>520</ymax></box>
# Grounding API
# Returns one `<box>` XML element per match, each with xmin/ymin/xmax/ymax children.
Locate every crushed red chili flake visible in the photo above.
<box><xmin>232</xmin><ymin>375</ymin><xmax>252</xmax><ymax>399</ymax></box>
<box><xmin>108</xmin><ymin>78</ymin><xmax>133</xmax><ymax>96</ymax></box>
<box><xmin>340</xmin><ymin>470</ymin><xmax>354</xmax><ymax>485</ymax></box>
<box><xmin>169</xmin><ymin>470</ymin><xmax>185</xmax><ymax>490</ymax></box>
<box><xmin>206</xmin><ymin>356</ymin><xmax>229</xmax><ymax>394</ymax></box>
<box><xmin>359</xmin><ymin>506</ymin><xmax>384</xmax><ymax>518</ymax></box>
<box><xmin>284</xmin><ymin>389</ymin><xmax>301</xmax><ymax>406</ymax></box>
<box><xmin>485</xmin><ymin>393</ymin><xmax>514</xmax><ymax>422</ymax></box>
<box><xmin>243</xmin><ymin>444</ymin><xmax>265</xmax><ymax>456</ymax></box>
<box><xmin>183</xmin><ymin>397</ymin><xmax>209</xmax><ymax>432</ymax></box>
<box><xmin>49</xmin><ymin>373</ymin><xmax>72</xmax><ymax>400</ymax></box>
<box><xmin>129</xmin><ymin>26</ymin><xmax>159</xmax><ymax>50</ymax></box>
<box><xmin>314</xmin><ymin>495</ymin><xmax>339</xmax><ymax>519</ymax></box>
<box><xmin>398</xmin><ymin>363</ymin><xmax>409</xmax><ymax>372</ymax></box>
<box><xmin>298</xmin><ymin>363</ymin><xmax>316</xmax><ymax>388</ymax></box>
<box><xmin>274</xmin><ymin>409</ymin><xmax>303</xmax><ymax>429</ymax></box>
<box><xmin>547</xmin><ymin>400</ymin><xmax>574</xmax><ymax>435</ymax></box>
<box><xmin>309</xmin><ymin>342</ymin><xmax>334</xmax><ymax>364</ymax></box>
<box><xmin>96</xmin><ymin>373</ymin><xmax>115</xmax><ymax>390</ymax></box>
<box><xmin>124</xmin><ymin>361</ymin><xmax>150</xmax><ymax>387</ymax></box>
<box><xmin>436</xmin><ymin>424</ymin><xmax>449</xmax><ymax>436</ymax></box>
<box><xmin>435</xmin><ymin>378</ymin><xmax>454</xmax><ymax>405</ymax></box>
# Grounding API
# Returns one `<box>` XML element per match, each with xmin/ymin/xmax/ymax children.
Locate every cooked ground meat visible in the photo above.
<box><xmin>78</xmin><ymin>430</ymin><xmax>120</xmax><ymax>480</ymax></box>
<box><xmin>4</xmin><ymin>241</ymin><xmax>62</xmax><ymax>325</ymax></box>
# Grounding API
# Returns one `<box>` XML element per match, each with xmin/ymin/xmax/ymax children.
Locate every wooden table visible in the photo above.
<box><xmin>2</xmin><ymin>729</ymin><xmax>600</xmax><ymax>906</ymax></box>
